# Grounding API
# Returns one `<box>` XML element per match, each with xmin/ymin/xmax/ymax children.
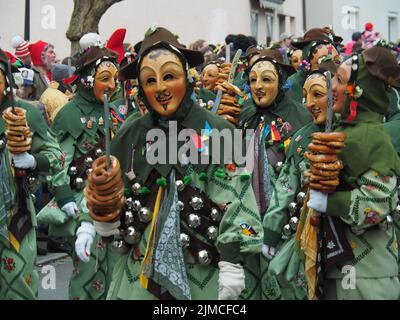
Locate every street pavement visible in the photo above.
<box><xmin>36</xmin><ymin>253</ymin><xmax>72</xmax><ymax>300</ymax></box>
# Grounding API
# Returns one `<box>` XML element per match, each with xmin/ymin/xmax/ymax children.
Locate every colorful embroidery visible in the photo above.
<box><xmin>2</xmin><ymin>257</ymin><xmax>15</xmax><ymax>272</ymax></box>
<box><xmin>240</xmin><ymin>223</ymin><xmax>257</xmax><ymax>237</ymax></box>
<box><xmin>93</xmin><ymin>280</ymin><xmax>104</xmax><ymax>291</ymax></box>
<box><xmin>364</xmin><ymin>208</ymin><xmax>383</xmax><ymax>225</ymax></box>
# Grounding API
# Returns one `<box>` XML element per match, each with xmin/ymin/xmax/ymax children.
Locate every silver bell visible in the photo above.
<box><xmin>197</xmin><ymin>250</ymin><xmax>212</xmax><ymax>266</ymax></box>
<box><xmin>112</xmin><ymin>239</ymin><xmax>130</xmax><ymax>255</ymax></box>
<box><xmin>206</xmin><ymin>226</ymin><xmax>218</xmax><ymax>241</ymax></box>
<box><xmin>283</xmin><ymin>224</ymin><xmax>292</xmax><ymax>237</ymax></box>
<box><xmin>30</xmin><ymin>193</ymin><xmax>36</xmax><ymax>203</ymax></box>
<box><xmin>86</xmin><ymin>168</ymin><xmax>93</xmax><ymax>175</ymax></box>
<box><xmin>68</xmin><ymin>166</ymin><xmax>78</xmax><ymax>177</ymax></box>
<box><xmin>288</xmin><ymin>202</ymin><xmax>298</xmax><ymax>216</ymax></box>
<box><xmin>0</xmin><ymin>139</ymin><xmax>5</xmax><ymax>150</ymax></box>
<box><xmin>177</xmin><ymin>201</ymin><xmax>184</xmax><ymax>212</ymax></box>
<box><xmin>124</xmin><ymin>226</ymin><xmax>141</xmax><ymax>245</ymax></box>
<box><xmin>188</xmin><ymin>214</ymin><xmax>201</xmax><ymax>228</ymax></box>
<box><xmin>84</xmin><ymin>157</ymin><xmax>94</xmax><ymax>168</ymax></box>
<box><xmin>189</xmin><ymin>196</ymin><xmax>204</xmax><ymax>211</ymax></box>
<box><xmin>138</xmin><ymin>207</ymin><xmax>153</xmax><ymax>223</ymax></box>
<box><xmin>289</xmin><ymin>217</ymin><xmax>299</xmax><ymax>231</ymax></box>
<box><xmin>125</xmin><ymin>197</ymin><xmax>133</xmax><ymax>209</ymax></box>
<box><xmin>132</xmin><ymin>200</ymin><xmax>142</xmax><ymax>211</ymax></box>
<box><xmin>395</xmin><ymin>204</ymin><xmax>400</xmax><ymax>216</ymax></box>
<box><xmin>176</xmin><ymin>180</ymin><xmax>185</xmax><ymax>192</ymax></box>
<box><xmin>28</xmin><ymin>176</ymin><xmax>37</xmax><ymax>186</ymax></box>
<box><xmin>74</xmin><ymin>177</ymin><xmax>84</xmax><ymax>190</ymax></box>
<box><xmin>95</xmin><ymin>148</ymin><xmax>103</xmax><ymax>157</ymax></box>
<box><xmin>276</xmin><ymin>162</ymin><xmax>283</xmax><ymax>172</ymax></box>
<box><xmin>180</xmin><ymin>233</ymin><xmax>190</xmax><ymax>248</ymax></box>
<box><xmin>380</xmin><ymin>216</ymin><xmax>394</xmax><ymax>231</ymax></box>
<box><xmin>124</xmin><ymin>210</ymin><xmax>135</xmax><ymax>225</ymax></box>
<box><xmin>131</xmin><ymin>183</ymin><xmax>141</xmax><ymax>196</ymax></box>
<box><xmin>296</xmin><ymin>192</ymin><xmax>306</xmax><ymax>205</ymax></box>
<box><xmin>210</xmin><ymin>208</ymin><xmax>221</xmax><ymax>221</ymax></box>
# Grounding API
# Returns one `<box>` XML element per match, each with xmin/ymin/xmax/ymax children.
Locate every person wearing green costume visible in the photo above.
<box><xmin>305</xmin><ymin>45</ymin><xmax>400</xmax><ymax>299</ymax></box>
<box><xmin>289</xmin><ymin>28</ymin><xmax>342</xmax><ymax>104</ymax></box>
<box><xmin>238</xmin><ymin>49</ymin><xmax>311</xmax><ymax>300</ymax></box>
<box><xmin>92</xmin><ymin>26</ymin><xmax>264</xmax><ymax>300</ymax></box>
<box><xmin>262</xmin><ymin>60</ymin><xmax>338</xmax><ymax>300</ymax></box>
<box><xmin>0</xmin><ymin>48</ymin><xmax>63</xmax><ymax>299</ymax></box>
<box><xmin>37</xmin><ymin>45</ymin><xmax>122</xmax><ymax>300</ymax></box>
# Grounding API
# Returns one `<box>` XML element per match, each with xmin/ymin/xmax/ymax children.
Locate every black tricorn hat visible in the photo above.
<box><xmin>292</xmin><ymin>28</ymin><xmax>343</xmax><ymax>49</ymax></box>
<box><xmin>74</xmin><ymin>47</ymin><xmax>118</xmax><ymax>75</ymax></box>
<box><xmin>252</xmin><ymin>48</ymin><xmax>296</xmax><ymax>76</ymax></box>
<box><xmin>362</xmin><ymin>46</ymin><xmax>400</xmax><ymax>88</ymax></box>
<box><xmin>120</xmin><ymin>26</ymin><xmax>204</xmax><ymax>80</ymax></box>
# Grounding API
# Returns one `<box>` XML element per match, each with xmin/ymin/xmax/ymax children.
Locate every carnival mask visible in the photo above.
<box><xmin>291</xmin><ymin>50</ymin><xmax>302</xmax><ymax>71</ymax></box>
<box><xmin>332</xmin><ymin>59</ymin><xmax>352</xmax><ymax>113</ymax></box>
<box><xmin>248</xmin><ymin>54</ymin><xmax>261</xmax><ymax>68</ymax></box>
<box><xmin>93</xmin><ymin>61</ymin><xmax>118</xmax><ymax>103</ymax></box>
<box><xmin>303</xmin><ymin>74</ymin><xmax>328</xmax><ymax>124</ymax></box>
<box><xmin>249</xmin><ymin>60</ymin><xmax>279</xmax><ymax>108</ymax></box>
<box><xmin>139</xmin><ymin>49</ymin><xmax>186</xmax><ymax>117</ymax></box>
<box><xmin>201</xmin><ymin>64</ymin><xmax>219</xmax><ymax>91</ymax></box>
<box><xmin>310</xmin><ymin>44</ymin><xmax>339</xmax><ymax>71</ymax></box>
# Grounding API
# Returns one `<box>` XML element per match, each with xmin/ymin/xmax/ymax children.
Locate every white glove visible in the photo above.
<box><xmin>93</xmin><ymin>220</ymin><xmax>121</xmax><ymax>237</ymax></box>
<box><xmin>307</xmin><ymin>189</ymin><xmax>328</xmax><ymax>213</ymax></box>
<box><xmin>218</xmin><ymin>261</ymin><xmax>245</xmax><ymax>300</ymax></box>
<box><xmin>262</xmin><ymin>244</ymin><xmax>276</xmax><ymax>260</ymax></box>
<box><xmin>75</xmin><ymin>222</ymin><xmax>95</xmax><ymax>263</ymax></box>
<box><xmin>12</xmin><ymin>152</ymin><xmax>36</xmax><ymax>169</ymax></box>
<box><xmin>61</xmin><ymin>202</ymin><xmax>79</xmax><ymax>218</ymax></box>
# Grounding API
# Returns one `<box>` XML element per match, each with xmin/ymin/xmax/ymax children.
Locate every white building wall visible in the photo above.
<box><xmin>0</xmin><ymin>0</ymin><xmax>253</xmax><ymax>60</ymax></box>
<box><xmin>331</xmin><ymin>0</ymin><xmax>400</xmax><ymax>43</ymax></box>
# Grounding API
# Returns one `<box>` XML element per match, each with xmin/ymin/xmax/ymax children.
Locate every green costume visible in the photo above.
<box><xmin>239</xmin><ymin>86</ymin><xmax>311</xmax><ymax>300</ymax></box>
<box><xmin>317</xmin><ymin>51</ymin><xmax>400</xmax><ymax>300</ymax></box>
<box><xmin>37</xmin><ymin>48</ymin><xmax>122</xmax><ymax>300</ymax></box>
<box><xmin>0</xmin><ymin>93</ymin><xmax>63</xmax><ymax>299</ymax></box>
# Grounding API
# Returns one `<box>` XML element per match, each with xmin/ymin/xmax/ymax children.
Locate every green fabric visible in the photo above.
<box><xmin>384</xmin><ymin>88</ymin><xmax>400</xmax><ymax>154</ymax></box>
<box><xmin>0</xmin><ymin>228</ymin><xmax>38</xmax><ymax>300</ymax></box>
<box><xmin>287</xmin><ymin>71</ymin><xmax>308</xmax><ymax>104</ymax></box>
<box><xmin>0</xmin><ymin>96</ymin><xmax>48</xmax><ymax>139</ymax></box>
<box><xmin>198</xmin><ymin>88</ymin><xmax>216</xmax><ymax>106</ymax></box>
<box><xmin>239</xmin><ymin>93</ymin><xmax>311</xmax><ymax>133</ymax></box>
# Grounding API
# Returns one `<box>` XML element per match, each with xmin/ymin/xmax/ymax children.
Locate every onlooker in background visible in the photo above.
<box><xmin>362</xmin><ymin>22</ymin><xmax>380</xmax><ymax>49</ymax></box>
<box><xmin>189</xmin><ymin>39</ymin><xmax>208</xmax><ymax>52</ymax></box>
<box><xmin>345</xmin><ymin>32</ymin><xmax>363</xmax><ymax>55</ymax></box>
<box><xmin>29</xmin><ymin>40</ymin><xmax>57</xmax><ymax>99</ymax></box>
<box><xmin>279</xmin><ymin>32</ymin><xmax>293</xmax><ymax>64</ymax></box>
<box><xmin>201</xmin><ymin>45</ymin><xmax>217</xmax><ymax>65</ymax></box>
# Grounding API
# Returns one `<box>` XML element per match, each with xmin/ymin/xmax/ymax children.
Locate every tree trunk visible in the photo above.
<box><xmin>66</xmin><ymin>0</ymin><xmax>123</xmax><ymax>56</ymax></box>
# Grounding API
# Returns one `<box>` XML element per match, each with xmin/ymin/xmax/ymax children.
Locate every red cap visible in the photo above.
<box><xmin>4</xmin><ymin>51</ymin><xmax>17</xmax><ymax>64</ymax></box>
<box><xmin>106</xmin><ymin>28</ymin><xmax>126</xmax><ymax>64</ymax></box>
<box><xmin>365</xmin><ymin>23</ymin><xmax>374</xmax><ymax>31</ymax></box>
<box><xmin>29</xmin><ymin>40</ymin><xmax>49</xmax><ymax>67</ymax></box>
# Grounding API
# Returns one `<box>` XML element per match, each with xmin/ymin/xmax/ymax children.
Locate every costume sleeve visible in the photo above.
<box><xmin>326</xmin><ymin>170</ymin><xmax>398</xmax><ymax>230</ymax></box>
<box><xmin>205</xmin><ymin>166</ymin><xmax>263</xmax><ymax>264</ymax></box>
<box><xmin>30</xmin><ymin>128</ymin><xmax>63</xmax><ymax>176</ymax></box>
<box><xmin>263</xmin><ymin>157</ymin><xmax>300</xmax><ymax>247</ymax></box>
<box><xmin>48</xmin><ymin>134</ymin><xmax>76</xmax><ymax>208</ymax></box>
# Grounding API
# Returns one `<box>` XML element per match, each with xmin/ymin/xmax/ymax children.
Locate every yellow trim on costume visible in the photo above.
<box><xmin>139</xmin><ymin>185</ymin><xmax>164</xmax><ymax>289</ymax></box>
<box><xmin>9</xmin><ymin>232</ymin><xmax>20</xmax><ymax>252</ymax></box>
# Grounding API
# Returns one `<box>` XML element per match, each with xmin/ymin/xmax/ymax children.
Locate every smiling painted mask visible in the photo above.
<box><xmin>93</xmin><ymin>60</ymin><xmax>118</xmax><ymax>103</ymax></box>
<box><xmin>139</xmin><ymin>48</ymin><xmax>186</xmax><ymax>117</ymax></box>
<box><xmin>249</xmin><ymin>60</ymin><xmax>279</xmax><ymax>108</ymax></box>
<box><xmin>201</xmin><ymin>63</ymin><xmax>219</xmax><ymax>91</ymax></box>
<box><xmin>303</xmin><ymin>73</ymin><xmax>328</xmax><ymax>124</ymax></box>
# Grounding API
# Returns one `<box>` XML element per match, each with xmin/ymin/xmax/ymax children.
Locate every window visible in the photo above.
<box><xmin>341</xmin><ymin>5</ymin><xmax>359</xmax><ymax>31</ymax></box>
<box><xmin>389</xmin><ymin>12</ymin><xmax>398</xmax><ymax>43</ymax></box>
<box><xmin>251</xmin><ymin>11</ymin><xmax>259</xmax><ymax>39</ymax></box>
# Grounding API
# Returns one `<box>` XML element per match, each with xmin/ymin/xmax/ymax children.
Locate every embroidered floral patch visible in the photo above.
<box><xmin>364</xmin><ymin>208</ymin><xmax>383</xmax><ymax>224</ymax></box>
<box><xmin>240</xmin><ymin>223</ymin><xmax>257</xmax><ymax>237</ymax></box>
<box><xmin>92</xmin><ymin>280</ymin><xmax>104</xmax><ymax>291</ymax></box>
<box><xmin>2</xmin><ymin>257</ymin><xmax>15</xmax><ymax>272</ymax></box>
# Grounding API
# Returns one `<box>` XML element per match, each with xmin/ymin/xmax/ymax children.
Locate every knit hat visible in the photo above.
<box><xmin>365</xmin><ymin>23</ymin><xmax>374</xmax><ymax>31</ymax></box>
<box><xmin>11</xmin><ymin>35</ymin><xmax>31</xmax><ymax>59</ymax></box>
<box><xmin>29</xmin><ymin>40</ymin><xmax>49</xmax><ymax>67</ymax></box>
<box><xmin>51</xmin><ymin>63</ymin><xmax>76</xmax><ymax>82</ymax></box>
<box><xmin>79</xmin><ymin>33</ymin><xmax>102</xmax><ymax>51</ymax></box>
